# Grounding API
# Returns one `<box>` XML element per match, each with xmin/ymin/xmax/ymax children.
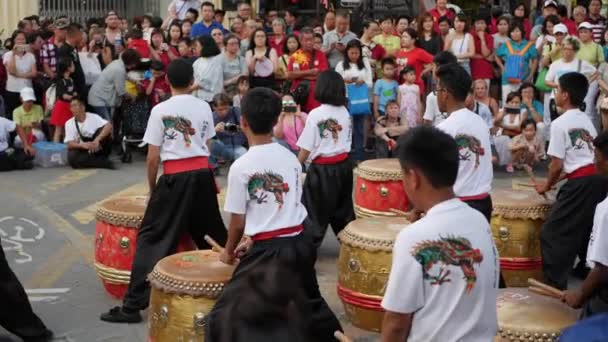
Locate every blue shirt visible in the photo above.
<box><xmin>522</xmin><ymin>100</ymin><xmax>543</xmax><ymax>120</ymax></box>
<box><xmin>190</xmin><ymin>21</ymin><xmax>226</xmax><ymax>38</ymax></box>
<box><xmin>496</xmin><ymin>39</ymin><xmax>538</xmax><ymax>85</ymax></box>
<box><xmin>212</xmin><ymin>107</ymin><xmax>247</xmax><ymax>147</ymax></box>
<box><xmin>604</xmin><ymin>46</ymin><xmax>608</xmax><ymax>62</ymax></box>
<box><xmin>373</xmin><ymin>79</ymin><xmax>399</xmax><ymax>114</ymax></box>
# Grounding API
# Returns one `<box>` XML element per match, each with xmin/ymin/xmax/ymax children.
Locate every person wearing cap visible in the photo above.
<box><xmin>577</xmin><ymin>22</ymin><xmax>605</xmax><ymax>67</ymax></box>
<box><xmin>12</xmin><ymin>87</ymin><xmax>44</xmax><ymax>152</ymax></box>
<box><xmin>541</xmin><ymin>23</ymin><xmax>568</xmax><ymax>67</ymax></box>
<box><xmin>586</xmin><ymin>0</ymin><xmax>607</xmax><ymax>43</ymax></box>
<box><xmin>40</xmin><ymin>17</ymin><xmax>68</xmax><ymax>80</ymax></box>
<box><xmin>0</xmin><ymin>98</ymin><xmax>37</xmax><ymax>172</ymax></box>
<box><xmin>530</xmin><ymin>0</ymin><xmax>558</xmax><ymax>41</ymax></box>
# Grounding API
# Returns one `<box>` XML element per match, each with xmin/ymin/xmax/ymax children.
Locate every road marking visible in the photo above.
<box><xmin>71</xmin><ymin>182</ymin><xmax>148</xmax><ymax>225</ymax></box>
<box><xmin>1</xmin><ymin>217</ymin><xmax>46</xmax><ymax>264</ymax></box>
<box><xmin>28</xmin><ymin>296</ymin><xmax>60</xmax><ymax>302</ymax></box>
<box><xmin>26</xmin><ymin>288</ymin><xmax>70</xmax><ymax>294</ymax></box>
<box><xmin>26</xmin><ymin>288</ymin><xmax>71</xmax><ymax>303</ymax></box>
<box><xmin>41</xmin><ymin>170</ymin><xmax>98</xmax><ymax>191</ymax></box>
<box><xmin>25</xmin><ymin>243</ymin><xmax>81</xmax><ymax>289</ymax></box>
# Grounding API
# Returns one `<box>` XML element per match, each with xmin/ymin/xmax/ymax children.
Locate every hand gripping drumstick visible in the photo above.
<box><xmin>525</xmin><ymin>168</ymin><xmax>549</xmax><ymax>200</ymax></box>
<box><xmin>204</xmin><ymin>235</ymin><xmax>224</xmax><ymax>253</ymax></box>
<box><xmin>334</xmin><ymin>331</ymin><xmax>352</xmax><ymax>342</ymax></box>
<box><xmin>528</xmin><ymin>278</ymin><xmax>564</xmax><ymax>299</ymax></box>
<box><xmin>528</xmin><ymin>286</ymin><xmax>562</xmax><ymax>300</ymax></box>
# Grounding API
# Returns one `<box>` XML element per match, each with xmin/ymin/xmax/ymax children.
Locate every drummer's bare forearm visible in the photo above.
<box><xmin>381</xmin><ymin>311</ymin><xmax>412</xmax><ymax>342</ymax></box>
<box><xmin>298</xmin><ymin>149</ymin><xmax>311</xmax><ymax>165</ymax></box>
<box><xmin>146</xmin><ymin>145</ymin><xmax>161</xmax><ymax>194</ymax></box>
<box><xmin>225</xmin><ymin>213</ymin><xmax>246</xmax><ymax>256</ymax></box>
<box><xmin>578</xmin><ymin>264</ymin><xmax>608</xmax><ymax>302</ymax></box>
<box><xmin>544</xmin><ymin>157</ymin><xmax>563</xmax><ymax>190</ymax></box>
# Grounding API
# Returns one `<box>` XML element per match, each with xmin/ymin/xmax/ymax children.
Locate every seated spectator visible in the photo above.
<box><xmin>273</xmin><ymin>94</ymin><xmax>307</xmax><ymax>154</ymax></box>
<box><xmin>143</xmin><ymin>60</ymin><xmax>170</xmax><ymax>107</ymax></box>
<box><xmin>508</xmin><ymin>119</ymin><xmax>545</xmax><ymax>171</ymax></box>
<box><xmin>232</xmin><ymin>75</ymin><xmax>249</xmax><ymax>109</ymax></box>
<box><xmin>64</xmin><ymin>97</ymin><xmax>113</xmax><ymax>169</ymax></box>
<box><xmin>493</xmin><ymin>91</ymin><xmax>528</xmax><ymax>173</ymax></box>
<box><xmin>12</xmin><ymin>87</ymin><xmax>45</xmax><ymax>150</ymax></box>
<box><xmin>0</xmin><ymin>115</ymin><xmax>34</xmax><ymax>172</ymax></box>
<box><xmin>211</xmin><ymin>93</ymin><xmax>247</xmax><ymax>165</ymax></box>
<box><xmin>519</xmin><ymin>82</ymin><xmax>545</xmax><ymax>135</ymax></box>
<box><xmin>375</xmin><ymin>100</ymin><xmax>407</xmax><ymax>158</ymax></box>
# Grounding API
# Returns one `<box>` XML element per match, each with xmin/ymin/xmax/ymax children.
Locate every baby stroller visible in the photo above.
<box><xmin>120</xmin><ymin>68</ymin><xmax>151</xmax><ymax>163</ymax></box>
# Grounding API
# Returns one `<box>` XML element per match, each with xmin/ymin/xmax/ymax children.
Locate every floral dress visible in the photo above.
<box><xmin>399</xmin><ymin>83</ymin><xmax>420</xmax><ymax>128</ymax></box>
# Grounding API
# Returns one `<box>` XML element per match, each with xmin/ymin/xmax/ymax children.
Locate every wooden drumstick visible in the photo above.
<box><xmin>528</xmin><ymin>286</ymin><xmax>562</xmax><ymax>300</ymax></box>
<box><xmin>525</xmin><ymin>168</ymin><xmax>549</xmax><ymax>200</ymax></box>
<box><xmin>334</xmin><ymin>331</ymin><xmax>352</xmax><ymax>342</ymax></box>
<box><xmin>204</xmin><ymin>235</ymin><xmax>224</xmax><ymax>253</ymax></box>
<box><xmin>528</xmin><ymin>278</ymin><xmax>564</xmax><ymax>298</ymax></box>
<box><xmin>389</xmin><ymin>208</ymin><xmax>408</xmax><ymax>216</ymax></box>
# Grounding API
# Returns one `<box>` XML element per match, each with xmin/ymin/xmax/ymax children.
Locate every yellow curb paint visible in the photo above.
<box><xmin>41</xmin><ymin>170</ymin><xmax>98</xmax><ymax>191</ymax></box>
<box><xmin>70</xmin><ymin>182</ymin><xmax>148</xmax><ymax>225</ymax></box>
<box><xmin>25</xmin><ymin>243</ymin><xmax>81</xmax><ymax>289</ymax></box>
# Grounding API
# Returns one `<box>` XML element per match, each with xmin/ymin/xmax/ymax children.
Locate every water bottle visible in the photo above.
<box><xmin>115</xmin><ymin>35</ymin><xmax>123</xmax><ymax>48</ymax></box>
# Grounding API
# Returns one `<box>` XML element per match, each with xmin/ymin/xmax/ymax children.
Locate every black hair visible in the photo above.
<box><xmin>66</xmin><ymin>23</ymin><xmax>83</xmax><ymax>38</ymax></box>
<box><xmin>187</xmin><ymin>8</ymin><xmax>200</xmax><ymax>20</ymax></box>
<box><xmin>26</xmin><ymin>31</ymin><xmax>41</xmax><ymax>44</ymax></box>
<box><xmin>128</xmin><ymin>28</ymin><xmax>143</xmax><ymax>40</ymax></box>
<box><xmin>283</xmin><ymin>34</ymin><xmax>300</xmax><ymax>54</ymax></box>
<box><xmin>386</xmin><ymin>99</ymin><xmax>399</xmax><ymax>109</ymax></box>
<box><xmin>150</xmin><ymin>28</ymin><xmax>167</xmax><ymax>50</ymax></box>
<box><xmin>213</xmin><ymin>93</ymin><xmax>232</xmax><ymax>106</ymax></box>
<box><xmin>224</xmin><ymin>34</ymin><xmax>239</xmax><ymax>46</ymax></box>
<box><xmin>248</xmin><ymin>28</ymin><xmax>269</xmax><ymax>52</ymax></box>
<box><xmin>168</xmin><ymin>22</ymin><xmax>183</xmax><ymax>40</ymax></box>
<box><xmin>436</xmin><ymin>63</ymin><xmax>472</xmax><ymax>102</ymax></box>
<box><xmin>512</xmin><ymin>2</ymin><xmax>530</xmax><ymax>18</ymax></box>
<box><xmin>313</xmin><ymin>33</ymin><xmax>323</xmax><ymax>42</ymax></box>
<box><xmin>196</xmin><ymin>35</ymin><xmax>222</xmax><ymax>57</ymax></box>
<box><xmin>241</xmin><ymin>87</ymin><xmax>282</xmax><ymax>134</ymax></box>
<box><xmin>400</xmin><ymin>66</ymin><xmax>416</xmax><ymax>81</ymax></box>
<box><xmin>433</xmin><ymin>51</ymin><xmax>457</xmax><ymax>65</ymax></box>
<box><xmin>381</xmin><ymin>57</ymin><xmax>396</xmax><ymax>68</ymax></box>
<box><xmin>167</xmin><ymin>59</ymin><xmax>194</xmax><ymax>88</ymax></box>
<box><xmin>593</xmin><ymin>130</ymin><xmax>608</xmax><ymax>160</ymax></box>
<box><xmin>11</xmin><ymin>30</ymin><xmax>26</xmax><ymax>43</ymax></box>
<box><xmin>473</xmin><ymin>14</ymin><xmax>490</xmax><ymax>26</ymax></box>
<box><xmin>150</xmin><ymin>60</ymin><xmax>165</xmax><ymax>71</ymax></box>
<box><xmin>142</xmin><ymin>15</ymin><xmax>153</xmax><ymax>25</ymax></box>
<box><xmin>86</xmin><ymin>18</ymin><xmax>101</xmax><ymax>30</ymax></box>
<box><xmin>397</xmin><ymin>126</ymin><xmax>459</xmax><ymax>188</ymax></box>
<box><xmin>285</xmin><ymin>6</ymin><xmax>299</xmax><ymax>18</ymax></box>
<box><xmin>491</xmin><ymin>7</ymin><xmax>504</xmax><ymax>19</ymax></box>
<box><xmin>70</xmin><ymin>96</ymin><xmax>86</xmax><ymax>105</ymax></box>
<box><xmin>396</xmin><ymin>15</ymin><xmax>410</xmax><ymax>25</ymax></box>
<box><xmin>121</xmin><ymin>49</ymin><xmax>142</xmax><ymax>66</ymax></box>
<box><xmin>541</xmin><ymin>15</ymin><xmax>560</xmax><ymax>35</ymax></box>
<box><xmin>314</xmin><ymin>70</ymin><xmax>347</xmax><ymax>106</ymax></box>
<box><xmin>237</xmin><ymin>75</ymin><xmax>249</xmax><ymax>86</ymax></box>
<box><xmin>362</xmin><ymin>20</ymin><xmax>379</xmax><ymax>32</ymax></box>
<box><xmin>402</xmin><ymin>27</ymin><xmax>418</xmax><ymax>41</ymax></box>
<box><xmin>558</xmin><ymin>72</ymin><xmax>589</xmax><ymax>107</ymax></box>
<box><xmin>179</xmin><ymin>37</ymin><xmax>192</xmax><ymax>45</ymax></box>
<box><xmin>56</xmin><ymin>57</ymin><xmax>73</xmax><ymax>76</ymax></box>
<box><xmin>509</xmin><ymin>21</ymin><xmax>526</xmax><ymax>38</ymax></box>
<box><xmin>506</xmin><ymin>91</ymin><xmax>522</xmax><ymax>103</ymax></box>
<box><xmin>438</xmin><ymin>15</ymin><xmax>452</xmax><ymax>26</ymax></box>
<box><xmin>521</xmin><ymin>118</ymin><xmax>537</xmax><ymax>131</ymax></box>
<box><xmin>380</xmin><ymin>15</ymin><xmax>394</xmax><ymax>24</ymax></box>
<box><xmin>557</xmin><ymin>4</ymin><xmax>568</xmax><ymax>17</ymax></box>
<box><xmin>454</xmin><ymin>14</ymin><xmax>470</xmax><ymax>32</ymax></box>
<box><xmin>215</xmin><ymin>9</ymin><xmax>226</xmax><ymax>16</ymax></box>
<box><xmin>519</xmin><ymin>81</ymin><xmax>538</xmax><ymax>98</ymax></box>
<box><xmin>201</xmin><ymin>1</ymin><xmax>215</xmax><ymax>10</ymax></box>
<box><xmin>343</xmin><ymin>39</ymin><xmax>365</xmax><ymax>71</ymax></box>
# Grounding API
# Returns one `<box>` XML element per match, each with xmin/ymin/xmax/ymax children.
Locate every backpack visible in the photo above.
<box><xmin>44</xmin><ymin>84</ymin><xmax>57</xmax><ymax>118</ymax></box>
<box><xmin>504</xmin><ymin>40</ymin><xmax>533</xmax><ymax>84</ymax></box>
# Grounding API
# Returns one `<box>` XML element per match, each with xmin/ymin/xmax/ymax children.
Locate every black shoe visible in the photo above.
<box><xmin>22</xmin><ymin>329</ymin><xmax>53</xmax><ymax>342</ymax></box>
<box><xmin>100</xmin><ymin>306</ymin><xmax>142</xmax><ymax>323</ymax></box>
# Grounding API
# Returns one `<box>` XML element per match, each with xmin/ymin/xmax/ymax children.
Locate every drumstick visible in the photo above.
<box><xmin>204</xmin><ymin>235</ymin><xmax>224</xmax><ymax>253</ymax></box>
<box><xmin>528</xmin><ymin>278</ymin><xmax>564</xmax><ymax>298</ymax></box>
<box><xmin>525</xmin><ymin>168</ymin><xmax>549</xmax><ymax>200</ymax></box>
<box><xmin>334</xmin><ymin>331</ymin><xmax>352</xmax><ymax>342</ymax></box>
<box><xmin>528</xmin><ymin>286</ymin><xmax>562</xmax><ymax>300</ymax></box>
<box><xmin>389</xmin><ymin>208</ymin><xmax>408</xmax><ymax>216</ymax></box>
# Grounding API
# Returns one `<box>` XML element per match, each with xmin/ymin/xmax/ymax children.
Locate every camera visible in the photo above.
<box><xmin>225</xmin><ymin>123</ymin><xmax>239</xmax><ymax>133</ymax></box>
<box><xmin>283</xmin><ymin>105</ymin><xmax>297</xmax><ymax>113</ymax></box>
<box><xmin>505</xmin><ymin>107</ymin><xmax>520</xmax><ymax>115</ymax></box>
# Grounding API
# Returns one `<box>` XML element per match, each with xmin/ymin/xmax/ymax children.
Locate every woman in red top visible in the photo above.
<box><xmin>471</xmin><ymin>15</ymin><xmax>494</xmax><ymax>85</ymax></box>
<box><xmin>512</xmin><ymin>3</ymin><xmax>532</xmax><ymax>40</ymax></box>
<box><xmin>269</xmin><ymin>18</ymin><xmax>287</xmax><ymax>57</ymax></box>
<box><xmin>149</xmin><ymin>29</ymin><xmax>174</xmax><ymax>68</ymax></box>
<box><xmin>429</xmin><ymin>0</ymin><xmax>456</xmax><ymax>33</ymax></box>
<box><xmin>394</xmin><ymin>28</ymin><xmax>433</xmax><ymax>94</ymax></box>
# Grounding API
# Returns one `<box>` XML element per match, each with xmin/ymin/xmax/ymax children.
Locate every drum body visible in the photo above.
<box><xmin>491</xmin><ymin>190</ymin><xmax>553</xmax><ymax>287</ymax></box>
<box><xmin>148</xmin><ymin>250</ymin><xmax>235</xmax><ymax>341</ymax></box>
<box><xmin>354</xmin><ymin>159</ymin><xmax>409</xmax><ymax>218</ymax></box>
<box><xmin>94</xmin><ymin>196</ymin><xmax>196</xmax><ymax>299</ymax></box>
<box><xmin>496</xmin><ymin>288</ymin><xmax>578</xmax><ymax>341</ymax></box>
<box><xmin>337</xmin><ymin>217</ymin><xmax>410</xmax><ymax>332</ymax></box>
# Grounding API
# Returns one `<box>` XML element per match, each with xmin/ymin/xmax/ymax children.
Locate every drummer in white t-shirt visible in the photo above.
<box><xmin>381</xmin><ymin>126</ymin><xmax>499</xmax><ymax>341</ymax></box>
<box><xmin>423</xmin><ymin>52</ymin><xmax>457</xmax><ymax>127</ymax></box>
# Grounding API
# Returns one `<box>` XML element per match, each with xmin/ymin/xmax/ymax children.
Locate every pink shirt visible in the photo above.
<box><xmin>273</xmin><ymin>113</ymin><xmax>307</xmax><ymax>150</ymax></box>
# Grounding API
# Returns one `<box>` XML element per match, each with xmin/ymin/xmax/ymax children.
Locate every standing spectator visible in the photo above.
<box><xmin>263</xmin><ymin>8</ymin><xmax>278</xmax><ymax>34</ymax></box>
<box><xmin>597</xmin><ymin>60</ymin><xmax>608</xmax><ymax>128</ymax></box>
<box><xmin>373</xmin><ymin>58</ymin><xmax>399</xmax><ymax>118</ymax></box>
<box><xmin>512</xmin><ymin>3</ymin><xmax>532</xmax><ymax>40</ymax></box>
<box><xmin>50</xmin><ymin>58</ymin><xmax>77</xmax><ymax>143</ymax></box>
<box><xmin>57</xmin><ymin>24</ymin><xmax>86</xmax><ymax>94</ymax></box>
<box><xmin>587</xmin><ymin>0</ymin><xmax>607</xmax><ymax>43</ymax></box>
<box><xmin>472</xmin><ymin>79</ymin><xmax>499</xmax><ymax>117</ymax></box>
<box><xmin>323</xmin><ymin>10</ymin><xmax>336</xmax><ymax>33</ymax></box>
<box><xmin>335</xmin><ymin>40</ymin><xmax>373</xmax><ymax>161</ymax></box>
<box><xmin>273</xmin><ymin>94</ymin><xmax>307</xmax><ymax>154</ymax></box>
<box><xmin>284</xmin><ymin>7</ymin><xmax>299</xmax><ymax>35</ymax></box>
<box><xmin>210</xmin><ymin>93</ymin><xmax>247</xmax><ymax>165</ymax></box>
<box><xmin>360</xmin><ymin>20</ymin><xmax>386</xmax><ymax>72</ymax></box>
<box><xmin>276</xmin><ymin>34</ymin><xmax>299</xmax><ymax>89</ymax></box>
<box><xmin>143</xmin><ymin>61</ymin><xmax>171</xmax><ymax>107</ymax></box>
<box><xmin>287</xmin><ymin>28</ymin><xmax>329</xmax><ymax>112</ymax></box>
<box><xmin>535</xmin><ymin>15</ymin><xmax>560</xmax><ymax>53</ymax></box>
<box><xmin>322</xmin><ymin>11</ymin><xmax>357</xmax><ymax>69</ymax></box>
<box><xmin>578</xmin><ymin>22</ymin><xmax>605</xmax><ymax>67</ymax></box>
<box><xmin>211</xmin><ymin>28</ymin><xmax>225</xmax><ymax>51</ymax></box>
<box><xmin>167</xmin><ymin>22</ymin><xmax>183</xmax><ymax>52</ymax></box>
<box><xmin>191</xmin><ymin>36</ymin><xmax>224</xmax><ymax>103</ymax></box>
<box><xmin>149</xmin><ymin>29</ymin><xmax>174</xmax><ymax>67</ymax></box>
<box><xmin>531</xmin><ymin>1</ymin><xmax>558</xmax><ymax>41</ymax></box>
<box><xmin>395</xmin><ymin>28</ymin><xmax>433</xmax><ymax>94</ymax></box>
<box><xmin>573</xmin><ymin>5</ymin><xmax>588</xmax><ymax>29</ymax></box>
<box><xmin>313</xmin><ymin>33</ymin><xmax>323</xmax><ymax>51</ymax></box>
<box><xmin>246</xmin><ymin>29</ymin><xmax>278</xmax><ymax>89</ymax></box>
<box><xmin>493</xmin><ymin>16</ymin><xmax>510</xmax><ymax>50</ymax></box>
<box><xmin>88</xmin><ymin>49</ymin><xmax>141</xmax><ymax>120</ymax></box>
<box><xmin>221</xmin><ymin>35</ymin><xmax>247</xmax><ymax>96</ymax></box>
<box><xmin>495</xmin><ymin>22</ymin><xmax>537</xmax><ymax>105</ymax></box>
<box><xmin>398</xmin><ymin>67</ymin><xmax>422</xmax><ymax>127</ymax></box>
<box><xmin>236</xmin><ymin>2</ymin><xmax>252</xmax><ymax>22</ymax></box>
<box><xmin>191</xmin><ymin>2</ymin><xmax>226</xmax><ymax>38</ymax></box>
<box><xmin>104</xmin><ymin>12</ymin><xmax>124</xmax><ymax>55</ymax></box>
<box><xmin>444</xmin><ymin>14</ymin><xmax>475</xmax><ymax>75</ymax></box>
<box><xmin>214</xmin><ymin>9</ymin><xmax>225</xmax><ymax>25</ymax></box>
<box><xmin>471</xmin><ymin>15</ymin><xmax>494</xmax><ymax>88</ymax></box>
<box><xmin>167</xmin><ymin>0</ymin><xmax>202</xmax><ymax>20</ymax></box>
<box><xmin>374</xmin><ymin>17</ymin><xmax>401</xmax><ymax>56</ymax></box>
<box><xmin>41</xmin><ymin>18</ymin><xmax>69</xmax><ymax>80</ymax></box>
<box><xmin>26</xmin><ymin>32</ymin><xmax>44</xmax><ymax>72</ymax></box>
<box><xmin>557</xmin><ymin>5</ymin><xmax>578</xmax><ymax>36</ymax></box>
<box><xmin>429</xmin><ymin>0</ymin><xmax>456</xmax><ymax>33</ymax></box>
<box><xmin>437</xmin><ymin>16</ymin><xmax>453</xmax><ymax>43</ymax></box>
<box><xmin>181</xmin><ymin>19</ymin><xmax>193</xmax><ymax>38</ymax></box>
<box><xmin>269</xmin><ymin>18</ymin><xmax>287</xmax><ymax>57</ymax></box>
<box><xmin>418</xmin><ymin>13</ymin><xmax>443</xmax><ymax>57</ymax></box>
<box><xmin>3</xmin><ymin>31</ymin><xmax>37</xmax><ymax>120</ymax></box>
<box><xmin>396</xmin><ymin>16</ymin><xmax>410</xmax><ymax>37</ymax></box>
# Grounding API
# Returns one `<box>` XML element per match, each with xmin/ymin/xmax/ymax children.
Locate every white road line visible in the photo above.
<box><xmin>28</xmin><ymin>296</ymin><xmax>59</xmax><ymax>302</ymax></box>
<box><xmin>26</xmin><ymin>288</ymin><xmax>70</xmax><ymax>294</ymax></box>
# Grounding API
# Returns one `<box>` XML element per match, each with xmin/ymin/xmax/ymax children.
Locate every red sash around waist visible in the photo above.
<box><xmin>163</xmin><ymin>156</ymin><xmax>210</xmax><ymax>175</ymax></box>
<box><xmin>251</xmin><ymin>225</ymin><xmax>304</xmax><ymax>241</ymax></box>
<box><xmin>566</xmin><ymin>164</ymin><xmax>596</xmax><ymax>180</ymax></box>
<box><xmin>458</xmin><ymin>193</ymin><xmax>490</xmax><ymax>201</ymax></box>
<box><xmin>312</xmin><ymin>152</ymin><xmax>348</xmax><ymax>165</ymax></box>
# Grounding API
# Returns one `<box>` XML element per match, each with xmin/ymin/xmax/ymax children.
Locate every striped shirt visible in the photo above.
<box><xmin>40</xmin><ymin>37</ymin><xmax>57</xmax><ymax>74</ymax></box>
<box><xmin>585</xmin><ymin>15</ymin><xmax>607</xmax><ymax>43</ymax></box>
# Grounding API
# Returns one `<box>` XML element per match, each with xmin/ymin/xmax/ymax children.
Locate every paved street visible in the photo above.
<box><xmin>0</xmin><ymin>154</ymin><xmax>541</xmax><ymax>341</ymax></box>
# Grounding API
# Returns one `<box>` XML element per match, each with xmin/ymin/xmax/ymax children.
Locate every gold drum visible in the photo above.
<box><xmin>496</xmin><ymin>288</ymin><xmax>579</xmax><ymax>341</ymax></box>
<box><xmin>337</xmin><ymin>217</ymin><xmax>410</xmax><ymax>332</ymax></box>
<box><xmin>491</xmin><ymin>189</ymin><xmax>553</xmax><ymax>287</ymax></box>
<box><xmin>148</xmin><ymin>250</ymin><xmax>235</xmax><ymax>341</ymax></box>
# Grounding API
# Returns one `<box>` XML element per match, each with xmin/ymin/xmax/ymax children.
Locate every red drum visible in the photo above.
<box><xmin>354</xmin><ymin>159</ymin><xmax>409</xmax><ymax>218</ymax></box>
<box><xmin>94</xmin><ymin>196</ymin><xmax>196</xmax><ymax>299</ymax></box>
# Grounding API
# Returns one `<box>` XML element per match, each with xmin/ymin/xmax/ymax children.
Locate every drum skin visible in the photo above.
<box><xmin>491</xmin><ymin>190</ymin><xmax>553</xmax><ymax>287</ymax></box>
<box><xmin>148</xmin><ymin>250</ymin><xmax>235</xmax><ymax>341</ymax></box>
<box><xmin>495</xmin><ymin>288</ymin><xmax>579</xmax><ymax>341</ymax></box>
<box><xmin>354</xmin><ymin>159</ymin><xmax>409</xmax><ymax>218</ymax></box>
<box><xmin>94</xmin><ymin>196</ymin><xmax>196</xmax><ymax>299</ymax></box>
<box><xmin>337</xmin><ymin>217</ymin><xmax>410</xmax><ymax>332</ymax></box>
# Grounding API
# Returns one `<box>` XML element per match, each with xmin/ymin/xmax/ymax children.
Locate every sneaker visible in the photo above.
<box><xmin>100</xmin><ymin>306</ymin><xmax>142</xmax><ymax>323</ymax></box>
<box><xmin>506</xmin><ymin>164</ymin><xmax>514</xmax><ymax>173</ymax></box>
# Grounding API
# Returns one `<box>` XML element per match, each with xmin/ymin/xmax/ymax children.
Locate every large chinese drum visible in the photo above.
<box><xmin>496</xmin><ymin>288</ymin><xmax>578</xmax><ymax>341</ymax></box>
<box><xmin>94</xmin><ymin>196</ymin><xmax>196</xmax><ymax>299</ymax></box>
<box><xmin>148</xmin><ymin>250</ymin><xmax>235</xmax><ymax>341</ymax></box>
<box><xmin>491</xmin><ymin>190</ymin><xmax>553</xmax><ymax>287</ymax></box>
<box><xmin>337</xmin><ymin>217</ymin><xmax>410</xmax><ymax>332</ymax></box>
<box><xmin>354</xmin><ymin>159</ymin><xmax>409</xmax><ymax>218</ymax></box>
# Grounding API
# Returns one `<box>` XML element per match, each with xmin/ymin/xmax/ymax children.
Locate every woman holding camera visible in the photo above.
<box><xmin>3</xmin><ymin>31</ymin><xmax>37</xmax><ymax>120</ymax></box>
<box><xmin>149</xmin><ymin>29</ymin><xmax>177</xmax><ymax>68</ymax></box>
<box><xmin>273</xmin><ymin>94</ymin><xmax>307</xmax><ymax>154</ymax></box>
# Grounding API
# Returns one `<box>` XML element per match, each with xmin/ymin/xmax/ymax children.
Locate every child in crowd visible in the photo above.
<box><xmin>50</xmin><ymin>58</ymin><xmax>77</xmax><ymax>143</ymax></box>
<box><xmin>508</xmin><ymin>119</ymin><xmax>545</xmax><ymax>171</ymax></box>
<box><xmin>313</xmin><ymin>33</ymin><xmax>323</xmax><ymax>51</ymax></box>
<box><xmin>398</xmin><ymin>66</ymin><xmax>422</xmax><ymax>128</ymax></box>
<box><xmin>493</xmin><ymin>91</ymin><xmax>528</xmax><ymax>173</ymax></box>
<box><xmin>375</xmin><ymin>100</ymin><xmax>408</xmax><ymax>158</ymax></box>
<box><xmin>273</xmin><ymin>94</ymin><xmax>307</xmax><ymax>154</ymax></box>
<box><xmin>373</xmin><ymin>57</ymin><xmax>399</xmax><ymax>119</ymax></box>
<box><xmin>12</xmin><ymin>87</ymin><xmax>45</xmax><ymax>149</ymax></box>
<box><xmin>143</xmin><ymin>60</ymin><xmax>170</xmax><ymax>107</ymax></box>
<box><xmin>127</xmin><ymin>29</ymin><xmax>151</xmax><ymax>59</ymax></box>
<box><xmin>373</xmin><ymin>16</ymin><xmax>400</xmax><ymax>55</ymax></box>
<box><xmin>233</xmin><ymin>75</ymin><xmax>249</xmax><ymax>108</ymax></box>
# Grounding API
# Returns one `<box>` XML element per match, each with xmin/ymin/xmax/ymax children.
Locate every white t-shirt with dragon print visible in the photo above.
<box><xmin>382</xmin><ymin>199</ymin><xmax>499</xmax><ymax>342</ymax></box>
<box><xmin>547</xmin><ymin>109</ymin><xmax>597</xmax><ymax>174</ymax></box>
<box><xmin>297</xmin><ymin>104</ymin><xmax>352</xmax><ymax>161</ymax></box>
<box><xmin>224</xmin><ymin>142</ymin><xmax>308</xmax><ymax>236</ymax></box>
<box><xmin>143</xmin><ymin>94</ymin><xmax>215</xmax><ymax>162</ymax></box>
<box><xmin>437</xmin><ymin>108</ymin><xmax>493</xmax><ymax>197</ymax></box>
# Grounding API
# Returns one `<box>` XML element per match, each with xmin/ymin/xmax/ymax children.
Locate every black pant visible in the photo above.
<box><xmin>67</xmin><ymin>130</ymin><xmax>112</xmax><ymax>169</ymax></box>
<box><xmin>205</xmin><ymin>229</ymin><xmax>342</xmax><ymax>342</ymax></box>
<box><xmin>0</xmin><ymin>149</ymin><xmax>34</xmax><ymax>172</ymax></box>
<box><xmin>122</xmin><ymin>169</ymin><xmax>227</xmax><ymax>311</ymax></box>
<box><xmin>0</xmin><ymin>240</ymin><xmax>49</xmax><ymax>340</ymax></box>
<box><xmin>3</xmin><ymin>91</ymin><xmax>20</xmax><ymax>121</ymax></box>
<box><xmin>302</xmin><ymin>160</ymin><xmax>356</xmax><ymax>252</ymax></box>
<box><xmin>541</xmin><ymin>175</ymin><xmax>608</xmax><ymax>290</ymax></box>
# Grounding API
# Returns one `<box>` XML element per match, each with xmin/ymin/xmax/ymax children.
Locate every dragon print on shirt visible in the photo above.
<box><xmin>455</xmin><ymin>134</ymin><xmax>485</xmax><ymax>169</ymax></box>
<box><xmin>162</xmin><ymin>115</ymin><xmax>196</xmax><ymax>147</ymax></box>
<box><xmin>568</xmin><ymin>128</ymin><xmax>594</xmax><ymax>151</ymax></box>
<box><xmin>247</xmin><ymin>171</ymin><xmax>290</xmax><ymax>208</ymax></box>
<box><xmin>317</xmin><ymin>118</ymin><xmax>343</xmax><ymax>143</ymax></box>
<box><xmin>412</xmin><ymin>236</ymin><xmax>483</xmax><ymax>294</ymax></box>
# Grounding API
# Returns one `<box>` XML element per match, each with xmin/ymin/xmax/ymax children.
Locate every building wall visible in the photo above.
<box><xmin>0</xmin><ymin>0</ymin><xmax>38</xmax><ymax>39</ymax></box>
